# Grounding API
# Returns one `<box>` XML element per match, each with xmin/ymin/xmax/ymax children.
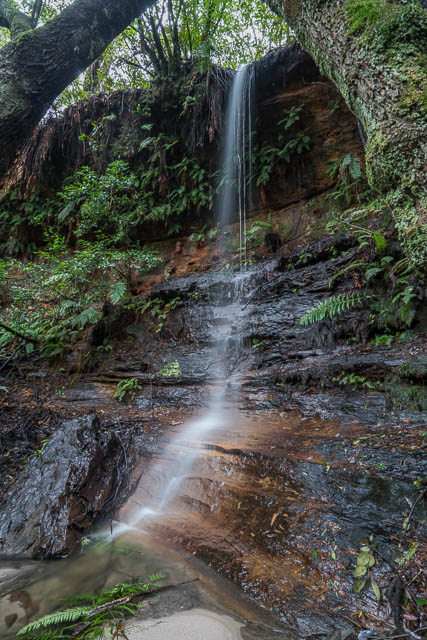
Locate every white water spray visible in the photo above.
<box><xmin>108</xmin><ymin>65</ymin><xmax>255</xmax><ymax>538</ymax></box>
<box><xmin>218</xmin><ymin>64</ymin><xmax>254</xmax><ymax>266</ymax></box>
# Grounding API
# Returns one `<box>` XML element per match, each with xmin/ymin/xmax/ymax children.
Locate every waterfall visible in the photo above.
<box><xmin>218</xmin><ymin>64</ymin><xmax>254</xmax><ymax>267</ymax></box>
<box><xmin>107</xmin><ymin>64</ymin><xmax>255</xmax><ymax>538</ymax></box>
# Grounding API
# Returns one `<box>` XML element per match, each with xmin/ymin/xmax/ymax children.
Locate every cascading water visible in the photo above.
<box><xmin>218</xmin><ymin>64</ymin><xmax>254</xmax><ymax>267</ymax></box>
<box><xmin>108</xmin><ymin>64</ymin><xmax>255</xmax><ymax>538</ymax></box>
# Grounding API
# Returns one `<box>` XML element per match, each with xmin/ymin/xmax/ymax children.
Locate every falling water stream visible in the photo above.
<box><xmin>109</xmin><ymin>63</ymin><xmax>256</xmax><ymax>538</ymax></box>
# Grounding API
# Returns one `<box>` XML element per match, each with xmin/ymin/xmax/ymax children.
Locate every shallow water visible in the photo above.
<box><xmin>0</xmin><ymin>516</ymin><xmax>292</xmax><ymax>639</ymax></box>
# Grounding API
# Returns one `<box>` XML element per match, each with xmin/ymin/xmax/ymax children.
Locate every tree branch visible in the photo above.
<box><xmin>0</xmin><ymin>0</ymin><xmax>157</xmax><ymax>176</ymax></box>
<box><xmin>0</xmin><ymin>0</ymin><xmax>33</xmax><ymax>39</ymax></box>
<box><xmin>30</xmin><ymin>0</ymin><xmax>44</xmax><ymax>28</ymax></box>
<box><xmin>0</xmin><ymin>322</ymin><xmax>37</xmax><ymax>344</ymax></box>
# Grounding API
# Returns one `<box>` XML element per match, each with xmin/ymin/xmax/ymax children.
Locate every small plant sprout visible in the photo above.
<box><xmin>353</xmin><ymin>540</ymin><xmax>380</xmax><ymax>601</ymax></box>
<box><xmin>157</xmin><ymin>360</ymin><xmax>181</xmax><ymax>378</ymax></box>
<box><xmin>114</xmin><ymin>378</ymin><xmax>142</xmax><ymax>402</ymax></box>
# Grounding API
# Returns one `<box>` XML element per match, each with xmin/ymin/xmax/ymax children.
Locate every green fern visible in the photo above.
<box><xmin>109</xmin><ymin>281</ymin><xmax>127</xmax><ymax>305</ymax></box>
<box><xmin>328</xmin><ymin>260</ymin><xmax>366</xmax><ymax>287</ymax></box>
<box><xmin>17</xmin><ymin>606</ymin><xmax>90</xmax><ymax>635</ymax></box>
<box><xmin>71</xmin><ymin>308</ymin><xmax>103</xmax><ymax>329</ymax></box>
<box><xmin>299</xmin><ymin>291</ymin><xmax>369</xmax><ymax>326</ymax></box>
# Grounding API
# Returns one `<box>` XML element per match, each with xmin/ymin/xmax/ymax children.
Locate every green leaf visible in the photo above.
<box><xmin>17</xmin><ymin>606</ymin><xmax>90</xmax><ymax>634</ymax></box>
<box><xmin>371</xmin><ymin>577</ymin><xmax>381</xmax><ymax>601</ymax></box>
<box><xmin>354</xmin><ymin>578</ymin><xmax>367</xmax><ymax>594</ymax></box>
<box><xmin>373</xmin><ymin>231</ymin><xmax>387</xmax><ymax>253</ymax></box>
<box><xmin>356</xmin><ymin>552</ymin><xmax>370</xmax><ymax>566</ymax></box>
<box><xmin>109</xmin><ymin>282</ymin><xmax>127</xmax><ymax>305</ymax></box>
<box><xmin>354</xmin><ymin>565</ymin><xmax>367</xmax><ymax>578</ymax></box>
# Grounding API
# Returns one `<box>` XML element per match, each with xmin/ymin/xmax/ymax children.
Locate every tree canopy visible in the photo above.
<box><xmin>0</xmin><ymin>0</ymin><xmax>289</xmax><ymax>108</ymax></box>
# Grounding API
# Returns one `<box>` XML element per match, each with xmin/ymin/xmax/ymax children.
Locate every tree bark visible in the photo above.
<box><xmin>0</xmin><ymin>0</ymin><xmax>33</xmax><ymax>38</ymax></box>
<box><xmin>266</xmin><ymin>0</ymin><xmax>427</xmax><ymax>266</ymax></box>
<box><xmin>0</xmin><ymin>0</ymin><xmax>155</xmax><ymax>178</ymax></box>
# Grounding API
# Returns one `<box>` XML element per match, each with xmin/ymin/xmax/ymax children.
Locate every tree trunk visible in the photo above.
<box><xmin>267</xmin><ymin>0</ymin><xmax>427</xmax><ymax>266</ymax></box>
<box><xmin>0</xmin><ymin>0</ymin><xmax>155</xmax><ymax>178</ymax></box>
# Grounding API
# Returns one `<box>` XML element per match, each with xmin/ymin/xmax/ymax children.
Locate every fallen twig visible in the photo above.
<box><xmin>400</xmin><ymin>489</ymin><xmax>426</xmax><ymax>543</ymax></box>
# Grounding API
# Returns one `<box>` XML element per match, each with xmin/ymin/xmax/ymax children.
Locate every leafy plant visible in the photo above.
<box><xmin>296</xmin><ymin>248</ymin><xmax>313</xmax><ymax>266</ymax></box>
<box><xmin>332</xmin><ymin>371</ymin><xmax>376</xmax><ymax>391</ymax></box>
<box><xmin>17</xmin><ymin>606</ymin><xmax>91</xmax><ymax>635</ymax></box>
<box><xmin>395</xmin><ymin>542</ymin><xmax>418</xmax><ymax>568</ymax></box>
<box><xmin>353</xmin><ymin>541</ymin><xmax>380</xmax><ymax>601</ymax></box>
<box><xmin>189</xmin><ymin>225</ymin><xmax>207</xmax><ymax>246</ymax></box>
<box><xmin>16</xmin><ymin>576</ymin><xmax>165</xmax><ymax>639</ymax></box>
<box><xmin>0</xmin><ymin>238</ymin><xmax>160</xmax><ymax>358</ymax></box>
<box><xmin>138</xmin><ymin>296</ymin><xmax>181</xmax><ymax>333</ymax></box>
<box><xmin>345</xmin><ymin>0</ymin><xmax>390</xmax><ymax>36</ymax></box>
<box><xmin>372</xmin><ymin>333</ymin><xmax>394</xmax><ymax>347</ymax></box>
<box><xmin>157</xmin><ymin>360</ymin><xmax>181</xmax><ymax>378</ymax></box>
<box><xmin>113</xmin><ymin>378</ymin><xmax>142</xmax><ymax>402</ymax></box>
<box><xmin>252</xmin><ymin>105</ymin><xmax>310</xmax><ymax>187</ymax></box>
<box><xmin>299</xmin><ymin>291</ymin><xmax>368</xmax><ymax>326</ymax></box>
<box><xmin>246</xmin><ymin>215</ymin><xmax>275</xmax><ymax>248</ymax></box>
<box><xmin>327</xmin><ymin>152</ymin><xmax>367</xmax><ymax>207</ymax></box>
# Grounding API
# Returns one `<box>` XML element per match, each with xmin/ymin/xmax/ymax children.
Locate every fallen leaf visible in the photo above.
<box><xmin>371</xmin><ymin>576</ymin><xmax>381</xmax><ymax>601</ymax></box>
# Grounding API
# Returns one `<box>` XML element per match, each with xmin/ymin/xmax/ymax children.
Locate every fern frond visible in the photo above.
<box><xmin>328</xmin><ymin>260</ymin><xmax>365</xmax><ymax>287</ymax></box>
<box><xmin>17</xmin><ymin>606</ymin><xmax>90</xmax><ymax>635</ymax></box>
<box><xmin>299</xmin><ymin>291</ymin><xmax>369</xmax><ymax>326</ymax></box>
<box><xmin>71</xmin><ymin>308</ymin><xmax>103</xmax><ymax>329</ymax></box>
<box><xmin>149</xmin><ymin>572</ymin><xmax>166</xmax><ymax>583</ymax></box>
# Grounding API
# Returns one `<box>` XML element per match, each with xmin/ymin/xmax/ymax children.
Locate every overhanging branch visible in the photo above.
<box><xmin>0</xmin><ymin>0</ymin><xmax>33</xmax><ymax>39</ymax></box>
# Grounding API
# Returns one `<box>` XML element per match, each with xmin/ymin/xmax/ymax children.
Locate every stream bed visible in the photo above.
<box><xmin>2</xmin><ymin>399</ymin><xmax>424</xmax><ymax>638</ymax></box>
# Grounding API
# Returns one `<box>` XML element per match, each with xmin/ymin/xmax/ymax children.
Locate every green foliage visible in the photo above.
<box><xmin>114</xmin><ymin>378</ymin><xmax>142</xmax><ymax>402</ymax></box>
<box><xmin>353</xmin><ymin>542</ymin><xmax>380</xmax><ymax>601</ymax></box>
<box><xmin>327</xmin><ymin>152</ymin><xmax>368</xmax><ymax>208</ymax></box>
<box><xmin>109</xmin><ymin>282</ymin><xmax>128</xmax><ymax>305</ymax></box>
<box><xmin>395</xmin><ymin>542</ymin><xmax>418</xmax><ymax>568</ymax></box>
<box><xmin>246</xmin><ymin>215</ymin><xmax>275</xmax><ymax>248</ymax></box>
<box><xmin>252</xmin><ymin>106</ymin><xmax>310</xmax><ymax>187</ymax></box>
<box><xmin>299</xmin><ymin>291</ymin><xmax>367</xmax><ymax>326</ymax></box>
<box><xmin>381</xmin><ymin>376</ymin><xmax>427</xmax><ymax>412</ymax></box>
<box><xmin>0</xmin><ymin>238</ymin><xmax>160</xmax><ymax>358</ymax></box>
<box><xmin>332</xmin><ymin>371</ymin><xmax>376</xmax><ymax>391</ymax></box>
<box><xmin>16</xmin><ymin>575</ymin><xmax>166</xmax><ymax>640</ymax></box>
<box><xmin>345</xmin><ymin>0</ymin><xmax>386</xmax><ymax>36</ymax></box>
<box><xmin>372</xmin><ymin>333</ymin><xmax>394</xmax><ymax>347</ymax></box>
<box><xmin>157</xmin><ymin>360</ymin><xmax>182</xmax><ymax>378</ymax></box>
<box><xmin>54</xmin><ymin>134</ymin><xmax>219</xmax><ymax>242</ymax></box>
<box><xmin>189</xmin><ymin>225</ymin><xmax>207</xmax><ymax>246</ymax></box>
<box><xmin>17</xmin><ymin>607</ymin><xmax>91</xmax><ymax>636</ymax></box>
<box><xmin>138</xmin><ymin>296</ymin><xmax>181</xmax><ymax>333</ymax></box>
<box><xmin>372</xmin><ymin>2</ymin><xmax>427</xmax><ymax>55</ymax></box>
<box><xmin>58</xmin><ymin>160</ymin><xmax>138</xmax><ymax>244</ymax></box>
<box><xmin>0</xmin><ymin>188</ymin><xmax>56</xmax><ymax>258</ymax></box>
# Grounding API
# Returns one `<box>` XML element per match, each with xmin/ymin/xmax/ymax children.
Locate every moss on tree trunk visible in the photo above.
<box><xmin>267</xmin><ymin>0</ymin><xmax>427</xmax><ymax>267</ymax></box>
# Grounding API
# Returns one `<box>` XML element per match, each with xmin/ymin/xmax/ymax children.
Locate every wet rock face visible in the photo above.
<box><xmin>0</xmin><ymin>416</ymin><xmax>144</xmax><ymax>558</ymax></box>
